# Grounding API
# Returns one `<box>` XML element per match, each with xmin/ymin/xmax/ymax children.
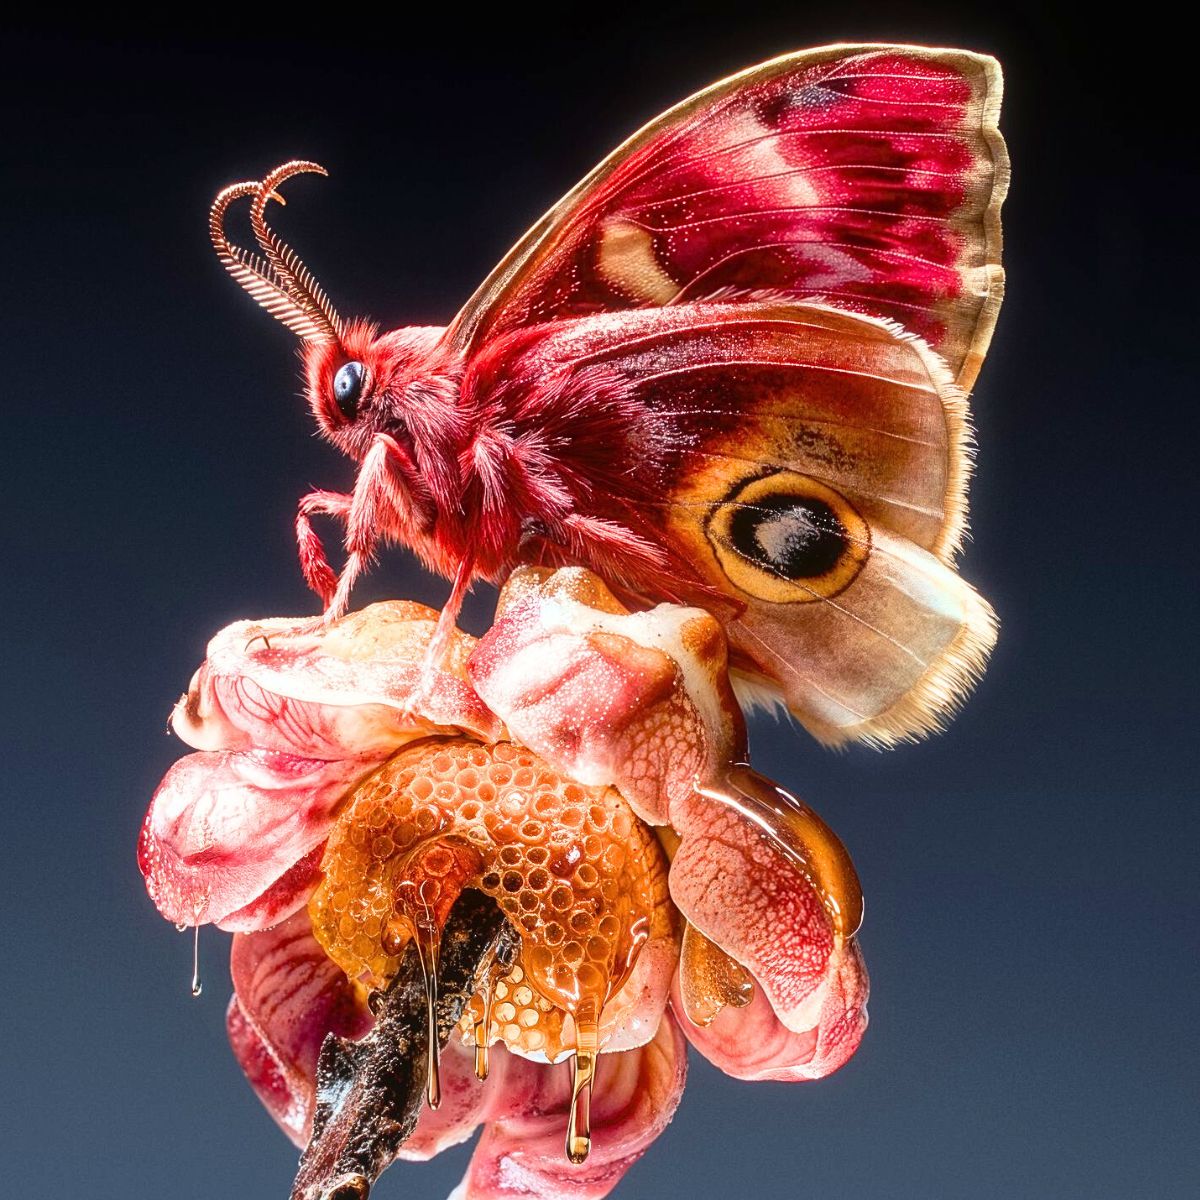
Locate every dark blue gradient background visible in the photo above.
<box><xmin>3</xmin><ymin>8</ymin><xmax>1196</xmax><ymax>1198</ymax></box>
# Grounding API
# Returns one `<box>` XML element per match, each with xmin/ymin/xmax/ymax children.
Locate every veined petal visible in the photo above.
<box><xmin>220</xmin><ymin>843</ymin><xmax>326</xmax><ymax>934</ymax></box>
<box><xmin>469</xmin><ymin>567</ymin><xmax>744</xmax><ymax>825</ymax></box>
<box><xmin>227</xmin><ymin>909</ymin><xmax>372</xmax><ymax>1146</ymax></box>
<box><xmin>451</xmin><ymin>1015</ymin><xmax>687</xmax><ymax>1200</ymax></box>
<box><xmin>669</xmin><ymin>767</ymin><xmax>868</xmax><ymax>1052</ymax></box>
<box><xmin>138</xmin><ymin>749</ymin><xmax>372</xmax><ymax>929</ymax></box>
<box><xmin>172</xmin><ymin>601</ymin><xmax>502</xmax><ymax>758</ymax></box>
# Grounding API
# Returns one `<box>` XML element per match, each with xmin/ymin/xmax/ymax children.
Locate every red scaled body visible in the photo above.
<box><xmin>213</xmin><ymin>44</ymin><xmax>1008</xmax><ymax>748</ymax></box>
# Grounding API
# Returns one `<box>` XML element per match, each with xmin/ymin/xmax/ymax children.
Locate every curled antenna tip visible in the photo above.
<box><xmin>263</xmin><ymin>159</ymin><xmax>330</xmax><ymax>187</ymax></box>
<box><xmin>211</xmin><ymin>160</ymin><xmax>344</xmax><ymax>344</ymax></box>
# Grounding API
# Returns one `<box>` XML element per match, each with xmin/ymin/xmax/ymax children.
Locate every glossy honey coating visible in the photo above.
<box><xmin>697</xmin><ymin>764</ymin><xmax>864</xmax><ymax>938</ymax></box>
<box><xmin>310</xmin><ymin>738</ymin><xmax>666</xmax><ymax>1060</ymax></box>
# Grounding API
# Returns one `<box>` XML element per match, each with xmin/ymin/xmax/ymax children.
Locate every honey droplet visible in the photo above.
<box><xmin>473</xmin><ymin>992</ymin><xmax>493</xmax><ymax>1080</ymax></box>
<box><xmin>473</xmin><ymin>962</ymin><xmax>503</xmax><ymax>1081</ymax></box>
<box><xmin>678</xmin><ymin>921</ymin><xmax>753</xmax><ymax>1027</ymax></box>
<box><xmin>607</xmin><ymin>914</ymin><xmax>650</xmax><ymax>1002</ymax></box>
<box><xmin>566</xmin><ymin>1049</ymin><xmax>595</xmax><ymax>1164</ymax></box>
<box><xmin>696</xmin><ymin>765</ymin><xmax>864</xmax><ymax>939</ymax></box>
<box><xmin>411</xmin><ymin>904</ymin><xmax>442</xmax><ymax>1110</ymax></box>
<box><xmin>566</xmin><ymin>1007</ymin><xmax>599</xmax><ymax>1164</ymax></box>
<box><xmin>473</xmin><ymin>1016</ymin><xmax>490</xmax><ymax>1082</ymax></box>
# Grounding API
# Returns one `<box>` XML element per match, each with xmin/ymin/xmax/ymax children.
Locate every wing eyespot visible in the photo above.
<box><xmin>705</xmin><ymin>470</ymin><xmax>870</xmax><ymax>603</ymax></box>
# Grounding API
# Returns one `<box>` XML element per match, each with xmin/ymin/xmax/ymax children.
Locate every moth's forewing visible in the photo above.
<box><xmin>450</xmin><ymin>44</ymin><xmax>1007</xmax><ymax>746</ymax></box>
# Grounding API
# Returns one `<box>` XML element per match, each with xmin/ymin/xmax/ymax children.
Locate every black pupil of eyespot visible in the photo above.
<box><xmin>729</xmin><ymin>494</ymin><xmax>847</xmax><ymax>579</ymax></box>
<box><xmin>333</xmin><ymin>361</ymin><xmax>365</xmax><ymax>418</ymax></box>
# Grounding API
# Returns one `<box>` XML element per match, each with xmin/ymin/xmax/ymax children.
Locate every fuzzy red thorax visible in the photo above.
<box><xmin>299</xmin><ymin>317</ymin><xmax>679</xmax><ymax>614</ymax></box>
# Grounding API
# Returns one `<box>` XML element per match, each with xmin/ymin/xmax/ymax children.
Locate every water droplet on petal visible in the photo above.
<box><xmin>190</xmin><ymin>923</ymin><xmax>203</xmax><ymax>998</ymax></box>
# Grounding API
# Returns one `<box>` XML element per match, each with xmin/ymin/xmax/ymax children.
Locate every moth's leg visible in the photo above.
<box><xmin>428</xmin><ymin>554</ymin><xmax>476</xmax><ymax>665</ymax></box>
<box><xmin>321</xmin><ymin>439</ymin><xmax>401</xmax><ymax>624</ymax></box>
<box><xmin>404</xmin><ymin>553</ymin><xmax>476</xmax><ymax>718</ymax></box>
<box><xmin>296</xmin><ymin>490</ymin><xmax>351</xmax><ymax>608</ymax></box>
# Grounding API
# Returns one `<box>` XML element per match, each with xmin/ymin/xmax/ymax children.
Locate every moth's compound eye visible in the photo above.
<box><xmin>332</xmin><ymin>361</ymin><xmax>367</xmax><ymax>420</ymax></box>
<box><xmin>706</xmin><ymin>470</ymin><xmax>871</xmax><ymax>603</ymax></box>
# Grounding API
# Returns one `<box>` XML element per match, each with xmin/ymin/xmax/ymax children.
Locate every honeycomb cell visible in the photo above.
<box><xmin>310</xmin><ymin>737</ymin><xmax>666</xmax><ymax>1061</ymax></box>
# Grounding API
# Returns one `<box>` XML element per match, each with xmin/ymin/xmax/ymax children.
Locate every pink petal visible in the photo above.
<box><xmin>228</xmin><ymin>998</ymin><xmax>297</xmax><ymax>1131</ymax></box>
<box><xmin>172</xmin><ymin>601</ymin><xmax>502</xmax><ymax>759</ymax></box>
<box><xmin>668</xmin><ymin>770</ymin><xmax>868</xmax><ymax>1060</ymax></box>
<box><xmin>138</xmin><ymin>749</ymin><xmax>370</xmax><ymax>929</ymax></box>
<box><xmin>469</xmin><ymin>567</ymin><xmax>744</xmax><ymax>825</ymax></box>
<box><xmin>669</xmin><ymin>799</ymin><xmax>832</xmax><ymax>1028</ymax></box>
<box><xmin>670</xmin><ymin>940</ymin><xmax>868</xmax><ymax>1081</ymax></box>
<box><xmin>227</xmin><ymin>909</ymin><xmax>372</xmax><ymax>1145</ymax></box>
<box><xmin>219</xmin><ymin>843</ymin><xmax>325</xmax><ymax>933</ymax></box>
<box><xmin>398</xmin><ymin>1039</ymin><xmax>510</xmax><ymax>1162</ymax></box>
<box><xmin>452</xmin><ymin>1014</ymin><xmax>687</xmax><ymax>1200</ymax></box>
<box><xmin>601</xmin><ymin>929</ymin><xmax>678</xmax><ymax>1054</ymax></box>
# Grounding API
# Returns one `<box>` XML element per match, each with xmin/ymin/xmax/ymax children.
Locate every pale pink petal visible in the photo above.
<box><xmin>219</xmin><ymin>843</ymin><xmax>325</xmax><ymax>933</ymax></box>
<box><xmin>668</xmin><ymin>772</ymin><xmax>868</xmax><ymax>1060</ymax></box>
<box><xmin>138</xmin><ymin>749</ymin><xmax>371</xmax><ymax>929</ymax></box>
<box><xmin>469</xmin><ymin>567</ymin><xmax>743</xmax><ymax>825</ymax></box>
<box><xmin>452</xmin><ymin>1014</ymin><xmax>687</xmax><ymax>1200</ymax></box>
<box><xmin>227</xmin><ymin>909</ymin><xmax>372</xmax><ymax>1145</ymax></box>
<box><xmin>172</xmin><ymin>601</ymin><xmax>501</xmax><ymax>759</ymax></box>
<box><xmin>398</xmin><ymin>1040</ymin><xmax>511</xmax><ymax>1162</ymax></box>
<box><xmin>600</xmin><ymin>930</ymin><xmax>677</xmax><ymax>1053</ymax></box>
<box><xmin>670</xmin><ymin>939</ymin><xmax>868</xmax><ymax>1081</ymax></box>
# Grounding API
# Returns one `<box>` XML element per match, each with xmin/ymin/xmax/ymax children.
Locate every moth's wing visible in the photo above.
<box><xmin>497</xmin><ymin>300</ymin><xmax>995</xmax><ymax>747</ymax></box>
<box><xmin>448</xmin><ymin>43</ymin><xmax>1007</xmax><ymax>390</ymax></box>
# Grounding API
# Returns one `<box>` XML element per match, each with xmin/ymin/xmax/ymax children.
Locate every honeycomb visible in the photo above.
<box><xmin>310</xmin><ymin>738</ymin><xmax>665</xmax><ymax>1060</ymax></box>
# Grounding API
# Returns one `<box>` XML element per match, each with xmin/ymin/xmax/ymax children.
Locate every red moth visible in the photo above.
<box><xmin>211</xmin><ymin>43</ymin><xmax>1008</xmax><ymax>749</ymax></box>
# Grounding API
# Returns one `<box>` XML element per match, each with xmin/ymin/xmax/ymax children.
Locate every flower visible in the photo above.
<box><xmin>139</xmin><ymin>568</ymin><xmax>868</xmax><ymax>1199</ymax></box>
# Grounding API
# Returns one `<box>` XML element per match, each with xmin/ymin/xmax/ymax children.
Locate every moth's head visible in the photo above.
<box><xmin>301</xmin><ymin>322</ymin><xmax>446</xmax><ymax>458</ymax></box>
<box><xmin>211</xmin><ymin>161</ymin><xmax>453</xmax><ymax>467</ymax></box>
